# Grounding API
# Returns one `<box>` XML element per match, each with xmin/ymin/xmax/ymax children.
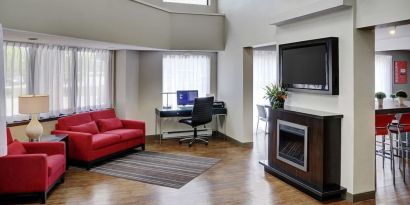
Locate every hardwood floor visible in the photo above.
<box><xmin>3</xmin><ymin>133</ymin><xmax>410</xmax><ymax>205</ymax></box>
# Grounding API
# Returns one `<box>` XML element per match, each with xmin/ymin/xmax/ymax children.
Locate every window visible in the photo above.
<box><xmin>375</xmin><ymin>55</ymin><xmax>392</xmax><ymax>97</ymax></box>
<box><xmin>163</xmin><ymin>0</ymin><xmax>209</xmax><ymax>6</ymax></box>
<box><xmin>3</xmin><ymin>42</ymin><xmax>113</xmax><ymax>123</ymax></box>
<box><xmin>162</xmin><ymin>54</ymin><xmax>211</xmax><ymax>107</ymax></box>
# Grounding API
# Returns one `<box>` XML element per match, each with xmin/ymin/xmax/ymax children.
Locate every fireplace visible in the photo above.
<box><xmin>260</xmin><ymin>107</ymin><xmax>345</xmax><ymax>200</ymax></box>
<box><xmin>277</xmin><ymin>120</ymin><xmax>308</xmax><ymax>171</ymax></box>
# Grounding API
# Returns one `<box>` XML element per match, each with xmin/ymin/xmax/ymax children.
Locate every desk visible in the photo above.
<box><xmin>375</xmin><ymin>100</ymin><xmax>410</xmax><ymax>114</ymax></box>
<box><xmin>155</xmin><ymin>107</ymin><xmax>227</xmax><ymax>143</ymax></box>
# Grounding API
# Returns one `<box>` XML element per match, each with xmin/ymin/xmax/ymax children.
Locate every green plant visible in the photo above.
<box><xmin>375</xmin><ymin>92</ymin><xmax>386</xmax><ymax>99</ymax></box>
<box><xmin>264</xmin><ymin>84</ymin><xmax>288</xmax><ymax>109</ymax></box>
<box><xmin>396</xmin><ymin>90</ymin><xmax>408</xmax><ymax>98</ymax></box>
<box><xmin>390</xmin><ymin>94</ymin><xmax>397</xmax><ymax>99</ymax></box>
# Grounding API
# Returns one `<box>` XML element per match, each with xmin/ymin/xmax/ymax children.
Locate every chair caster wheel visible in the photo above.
<box><xmin>189</xmin><ymin>144</ymin><xmax>192</xmax><ymax>148</ymax></box>
<box><xmin>205</xmin><ymin>143</ymin><xmax>208</xmax><ymax>146</ymax></box>
<box><xmin>179</xmin><ymin>141</ymin><xmax>182</xmax><ymax>145</ymax></box>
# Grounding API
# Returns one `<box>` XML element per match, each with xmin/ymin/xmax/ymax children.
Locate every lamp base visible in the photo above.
<box><xmin>26</xmin><ymin>114</ymin><xmax>43</xmax><ymax>142</ymax></box>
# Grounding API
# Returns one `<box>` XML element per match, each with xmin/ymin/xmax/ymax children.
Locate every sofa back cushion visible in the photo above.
<box><xmin>57</xmin><ymin>112</ymin><xmax>93</xmax><ymax>131</ymax></box>
<box><xmin>97</xmin><ymin>118</ymin><xmax>123</xmax><ymax>132</ymax></box>
<box><xmin>7</xmin><ymin>128</ymin><xmax>13</xmax><ymax>145</ymax></box>
<box><xmin>69</xmin><ymin>121</ymin><xmax>100</xmax><ymax>134</ymax></box>
<box><xmin>90</xmin><ymin>109</ymin><xmax>117</xmax><ymax>121</ymax></box>
<box><xmin>7</xmin><ymin>140</ymin><xmax>27</xmax><ymax>155</ymax></box>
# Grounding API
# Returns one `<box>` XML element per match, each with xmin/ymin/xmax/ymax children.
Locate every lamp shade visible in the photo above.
<box><xmin>19</xmin><ymin>95</ymin><xmax>49</xmax><ymax>114</ymax></box>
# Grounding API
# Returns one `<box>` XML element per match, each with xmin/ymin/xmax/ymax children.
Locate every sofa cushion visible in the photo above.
<box><xmin>90</xmin><ymin>109</ymin><xmax>117</xmax><ymax>121</ymax></box>
<box><xmin>57</xmin><ymin>112</ymin><xmax>93</xmax><ymax>131</ymax></box>
<box><xmin>47</xmin><ymin>154</ymin><xmax>65</xmax><ymax>176</ymax></box>
<box><xmin>97</xmin><ymin>118</ymin><xmax>123</xmax><ymax>132</ymax></box>
<box><xmin>6</xmin><ymin>128</ymin><xmax>13</xmax><ymax>145</ymax></box>
<box><xmin>7</xmin><ymin>140</ymin><xmax>27</xmax><ymax>155</ymax></box>
<box><xmin>69</xmin><ymin>121</ymin><xmax>99</xmax><ymax>134</ymax></box>
<box><xmin>104</xmin><ymin>129</ymin><xmax>144</xmax><ymax>141</ymax></box>
<box><xmin>92</xmin><ymin>134</ymin><xmax>121</xmax><ymax>150</ymax></box>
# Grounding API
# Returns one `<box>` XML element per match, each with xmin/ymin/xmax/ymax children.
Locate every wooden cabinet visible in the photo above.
<box><xmin>260</xmin><ymin>106</ymin><xmax>345</xmax><ymax>201</ymax></box>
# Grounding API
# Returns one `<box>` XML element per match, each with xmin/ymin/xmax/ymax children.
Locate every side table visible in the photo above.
<box><xmin>39</xmin><ymin>134</ymin><xmax>69</xmax><ymax>170</ymax></box>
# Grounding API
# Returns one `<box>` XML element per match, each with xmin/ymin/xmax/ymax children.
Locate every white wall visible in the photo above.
<box><xmin>356</xmin><ymin>0</ymin><xmax>410</xmax><ymax>28</ymax></box>
<box><xmin>115</xmin><ymin>50</ymin><xmax>140</xmax><ymax>120</ymax></box>
<box><xmin>0</xmin><ymin>0</ymin><xmax>224</xmax><ymax>50</ymax></box>
<box><xmin>218</xmin><ymin>0</ymin><xmax>375</xmax><ymax>196</ymax></box>
<box><xmin>217</xmin><ymin>0</ymin><xmax>319</xmax><ymax>143</ymax></box>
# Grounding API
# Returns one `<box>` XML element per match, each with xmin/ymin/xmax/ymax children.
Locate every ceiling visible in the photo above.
<box><xmin>376</xmin><ymin>24</ymin><xmax>410</xmax><ymax>51</ymax></box>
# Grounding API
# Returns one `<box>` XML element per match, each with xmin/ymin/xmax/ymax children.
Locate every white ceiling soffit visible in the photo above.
<box><xmin>3</xmin><ymin>28</ymin><xmax>164</xmax><ymax>51</ymax></box>
<box><xmin>376</xmin><ymin>24</ymin><xmax>410</xmax><ymax>51</ymax></box>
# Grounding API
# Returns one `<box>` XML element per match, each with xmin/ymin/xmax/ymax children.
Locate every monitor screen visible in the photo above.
<box><xmin>177</xmin><ymin>90</ymin><xmax>198</xmax><ymax>106</ymax></box>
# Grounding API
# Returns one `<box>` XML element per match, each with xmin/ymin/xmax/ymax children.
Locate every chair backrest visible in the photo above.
<box><xmin>191</xmin><ymin>96</ymin><xmax>214</xmax><ymax>127</ymax></box>
<box><xmin>256</xmin><ymin>105</ymin><xmax>267</xmax><ymax>119</ymax></box>
<box><xmin>399</xmin><ymin>113</ymin><xmax>410</xmax><ymax>125</ymax></box>
<box><xmin>375</xmin><ymin>114</ymin><xmax>395</xmax><ymax>129</ymax></box>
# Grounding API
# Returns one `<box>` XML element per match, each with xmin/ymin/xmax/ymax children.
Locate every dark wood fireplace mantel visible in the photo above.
<box><xmin>260</xmin><ymin>106</ymin><xmax>346</xmax><ymax>201</ymax></box>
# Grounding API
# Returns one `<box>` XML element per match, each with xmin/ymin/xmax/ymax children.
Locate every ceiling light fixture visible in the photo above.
<box><xmin>389</xmin><ymin>26</ymin><xmax>396</xmax><ymax>35</ymax></box>
<box><xmin>28</xmin><ymin>37</ymin><xmax>38</xmax><ymax>41</ymax></box>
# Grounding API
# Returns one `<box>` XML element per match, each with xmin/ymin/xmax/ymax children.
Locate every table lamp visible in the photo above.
<box><xmin>19</xmin><ymin>95</ymin><xmax>49</xmax><ymax>142</ymax></box>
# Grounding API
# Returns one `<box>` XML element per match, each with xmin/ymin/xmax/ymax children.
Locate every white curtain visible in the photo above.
<box><xmin>0</xmin><ymin>24</ymin><xmax>7</xmax><ymax>156</ymax></box>
<box><xmin>375</xmin><ymin>54</ymin><xmax>392</xmax><ymax>97</ymax></box>
<box><xmin>253</xmin><ymin>50</ymin><xmax>277</xmax><ymax>106</ymax></box>
<box><xmin>76</xmin><ymin>48</ymin><xmax>112</xmax><ymax>112</ymax></box>
<box><xmin>3</xmin><ymin>42</ymin><xmax>31</xmax><ymax>122</ymax></box>
<box><xmin>162</xmin><ymin>54</ymin><xmax>211</xmax><ymax>107</ymax></box>
<box><xmin>34</xmin><ymin>45</ymin><xmax>75</xmax><ymax>118</ymax></box>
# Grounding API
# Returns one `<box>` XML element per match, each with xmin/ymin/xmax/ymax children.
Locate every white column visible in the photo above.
<box><xmin>0</xmin><ymin>23</ymin><xmax>7</xmax><ymax>156</ymax></box>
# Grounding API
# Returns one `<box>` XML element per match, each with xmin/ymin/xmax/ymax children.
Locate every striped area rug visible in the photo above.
<box><xmin>90</xmin><ymin>151</ymin><xmax>220</xmax><ymax>188</ymax></box>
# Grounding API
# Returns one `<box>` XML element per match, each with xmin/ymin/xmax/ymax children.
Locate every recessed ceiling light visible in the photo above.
<box><xmin>28</xmin><ymin>37</ymin><xmax>38</xmax><ymax>41</ymax></box>
<box><xmin>389</xmin><ymin>27</ymin><xmax>396</xmax><ymax>35</ymax></box>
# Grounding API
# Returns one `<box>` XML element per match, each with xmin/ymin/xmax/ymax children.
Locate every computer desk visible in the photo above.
<box><xmin>155</xmin><ymin>107</ymin><xmax>227</xmax><ymax>144</ymax></box>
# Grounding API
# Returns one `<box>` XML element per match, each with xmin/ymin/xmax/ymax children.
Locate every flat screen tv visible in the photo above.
<box><xmin>279</xmin><ymin>37</ymin><xmax>339</xmax><ymax>95</ymax></box>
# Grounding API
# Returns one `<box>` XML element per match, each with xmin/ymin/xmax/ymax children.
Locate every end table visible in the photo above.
<box><xmin>39</xmin><ymin>134</ymin><xmax>69</xmax><ymax>170</ymax></box>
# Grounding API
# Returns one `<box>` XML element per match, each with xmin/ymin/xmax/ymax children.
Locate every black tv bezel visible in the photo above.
<box><xmin>279</xmin><ymin>37</ymin><xmax>339</xmax><ymax>95</ymax></box>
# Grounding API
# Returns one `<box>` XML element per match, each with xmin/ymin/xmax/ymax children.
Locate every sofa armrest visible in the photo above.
<box><xmin>0</xmin><ymin>154</ymin><xmax>48</xmax><ymax>193</ymax></box>
<box><xmin>121</xmin><ymin>120</ymin><xmax>146</xmax><ymax>135</ymax></box>
<box><xmin>23</xmin><ymin>142</ymin><xmax>65</xmax><ymax>156</ymax></box>
<box><xmin>51</xmin><ymin>130</ymin><xmax>93</xmax><ymax>161</ymax></box>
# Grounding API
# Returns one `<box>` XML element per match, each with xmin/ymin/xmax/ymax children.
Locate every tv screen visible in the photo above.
<box><xmin>177</xmin><ymin>90</ymin><xmax>198</xmax><ymax>106</ymax></box>
<box><xmin>279</xmin><ymin>37</ymin><xmax>338</xmax><ymax>95</ymax></box>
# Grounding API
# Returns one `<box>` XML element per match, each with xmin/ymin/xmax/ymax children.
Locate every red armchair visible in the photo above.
<box><xmin>0</xmin><ymin>128</ymin><xmax>66</xmax><ymax>204</ymax></box>
<box><xmin>51</xmin><ymin>109</ymin><xmax>145</xmax><ymax>169</ymax></box>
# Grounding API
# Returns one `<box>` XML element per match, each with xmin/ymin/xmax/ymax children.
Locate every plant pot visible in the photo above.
<box><xmin>399</xmin><ymin>97</ymin><xmax>405</xmax><ymax>105</ymax></box>
<box><xmin>270</xmin><ymin>101</ymin><xmax>285</xmax><ymax>109</ymax></box>
<box><xmin>377</xmin><ymin>99</ymin><xmax>383</xmax><ymax>107</ymax></box>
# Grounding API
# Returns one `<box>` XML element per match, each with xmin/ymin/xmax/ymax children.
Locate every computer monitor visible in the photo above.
<box><xmin>177</xmin><ymin>90</ymin><xmax>198</xmax><ymax>106</ymax></box>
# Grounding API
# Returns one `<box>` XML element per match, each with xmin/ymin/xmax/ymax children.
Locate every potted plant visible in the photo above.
<box><xmin>390</xmin><ymin>93</ymin><xmax>397</xmax><ymax>101</ymax></box>
<box><xmin>396</xmin><ymin>90</ymin><xmax>408</xmax><ymax>105</ymax></box>
<box><xmin>264</xmin><ymin>84</ymin><xmax>288</xmax><ymax>109</ymax></box>
<box><xmin>375</xmin><ymin>92</ymin><xmax>386</xmax><ymax>107</ymax></box>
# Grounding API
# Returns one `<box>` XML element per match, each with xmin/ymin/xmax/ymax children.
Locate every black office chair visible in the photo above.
<box><xmin>179</xmin><ymin>96</ymin><xmax>214</xmax><ymax>147</ymax></box>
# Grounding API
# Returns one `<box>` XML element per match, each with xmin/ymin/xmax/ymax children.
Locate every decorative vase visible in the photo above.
<box><xmin>377</xmin><ymin>99</ymin><xmax>383</xmax><ymax>107</ymax></box>
<box><xmin>399</xmin><ymin>97</ymin><xmax>405</xmax><ymax>105</ymax></box>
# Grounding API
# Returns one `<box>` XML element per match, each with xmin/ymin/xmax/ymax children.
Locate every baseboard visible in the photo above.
<box><xmin>214</xmin><ymin>131</ymin><xmax>253</xmax><ymax>147</ymax></box>
<box><xmin>146</xmin><ymin>132</ymin><xmax>253</xmax><ymax>147</ymax></box>
<box><xmin>343</xmin><ymin>190</ymin><xmax>375</xmax><ymax>202</ymax></box>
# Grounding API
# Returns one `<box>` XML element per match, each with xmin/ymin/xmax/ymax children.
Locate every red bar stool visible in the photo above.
<box><xmin>376</xmin><ymin>114</ymin><xmax>395</xmax><ymax>169</ymax></box>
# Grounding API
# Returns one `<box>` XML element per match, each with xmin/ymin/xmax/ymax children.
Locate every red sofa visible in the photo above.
<box><xmin>51</xmin><ymin>109</ymin><xmax>145</xmax><ymax>169</ymax></box>
<box><xmin>0</xmin><ymin>128</ymin><xmax>66</xmax><ymax>204</ymax></box>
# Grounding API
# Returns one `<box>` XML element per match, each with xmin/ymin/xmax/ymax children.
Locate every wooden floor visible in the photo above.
<box><xmin>4</xmin><ymin>133</ymin><xmax>410</xmax><ymax>205</ymax></box>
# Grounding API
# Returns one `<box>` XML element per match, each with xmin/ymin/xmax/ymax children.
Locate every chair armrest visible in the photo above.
<box><xmin>121</xmin><ymin>120</ymin><xmax>146</xmax><ymax>135</ymax></box>
<box><xmin>51</xmin><ymin>130</ymin><xmax>93</xmax><ymax>161</ymax></box>
<box><xmin>23</xmin><ymin>142</ymin><xmax>65</xmax><ymax>156</ymax></box>
<box><xmin>0</xmin><ymin>154</ymin><xmax>48</xmax><ymax>193</ymax></box>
